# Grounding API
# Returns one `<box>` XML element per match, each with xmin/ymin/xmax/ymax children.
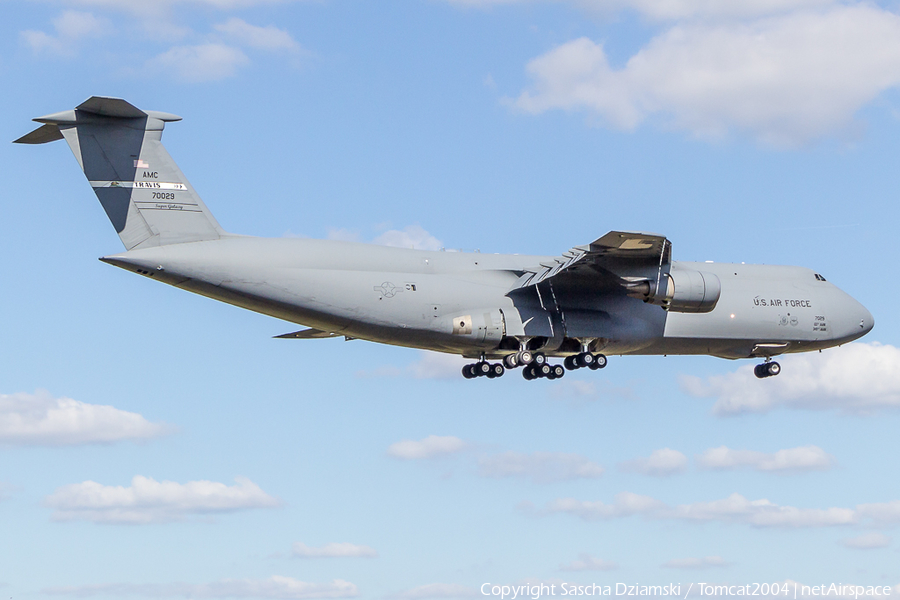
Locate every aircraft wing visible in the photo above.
<box><xmin>512</xmin><ymin>231</ymin><xmax>672</xmax><ymax>292</ymax></box>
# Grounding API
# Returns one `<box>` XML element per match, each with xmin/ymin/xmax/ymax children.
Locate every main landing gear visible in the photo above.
<box><xmin>461</xmin><ymin>350</ymin><xmax>609</xmax><ymax>381</ymax></box>
<box><xmin>754</xmin><ymin>359</ymin><xmax>781</xmax><ymax>379</ymax></box>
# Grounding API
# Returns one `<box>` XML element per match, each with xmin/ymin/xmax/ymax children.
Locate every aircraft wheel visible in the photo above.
<box><xmin>564</xmin><ymin>356</ymin><xmax>577</xmax><ymax>370</ymax></box>
<box><xmin>551</xmin><ymin>365</ymin><xmax>565</xmax><ymax>378</ymax></box>
<box><xmin>476</xmin><ymin>361</ymin><xmax>491</xmax><ymax>377</ymax></box>
<box><xmin>535</xmin><ymin>363</ymin><xmax>552</xmax><ymax>378</ymax></box>
<box><xmin>503</xmin><ymin>354</ymin><xmax>519</xmax><ymax>369</ymax></box>
<box><xmin>589</xmin><ymin>354</ymin><xmax>607</xmax><ymax>370</ymax></box>
<box><xmin>523</xmin><ymin>366</ymin><xmax>535</xmax><ymax>380</ymax></box>
<box><xmin>754</xmin><ymin>364</ymin><xmax>766</xmax><ymax>378</ymax></box>
<box><xmin>517</xmin><ymin>350</ymin><xmax>533</xmax><ymax>365</ymax></box>
<box><xmin>462</xmin><ymin>364</ymin><xmax>477</xmax><ymax>379</ymax></box>
<box><xmin>533</xmin><ymin>353</ymin><xmax>547</xmax><ymax>366</ymax></box>
<box><xmin>766</xmin><ymin>361</ymin><xmax>781</xmax><ymax>377</ymax></box>
<box><xmin>491</xmin><ymin>363</ymin><xmax>505</xmax><ymax>378</ymax></box>
<box><xmin>577</xmin><ymin>352</ymin><xmax>594</xmax><ymax>368</ymax></box>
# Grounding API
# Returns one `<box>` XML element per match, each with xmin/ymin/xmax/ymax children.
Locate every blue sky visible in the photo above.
<box><xmin>2</xmin><ymin>0</ymin><xmax>900</xmax><ymax>598</ymax></box>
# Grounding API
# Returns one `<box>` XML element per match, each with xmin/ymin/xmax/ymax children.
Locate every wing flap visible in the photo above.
<box><xmin>275</xmin><ymin>328</ymin><xmax>341</xmax><ymax>339</ymax></box>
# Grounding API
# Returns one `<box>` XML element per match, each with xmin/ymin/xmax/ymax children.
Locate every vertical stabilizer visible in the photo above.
<box><xmin>14</xmin><ymin>96</ymin><xmax>225</xmax><ymax>249</ymax></box>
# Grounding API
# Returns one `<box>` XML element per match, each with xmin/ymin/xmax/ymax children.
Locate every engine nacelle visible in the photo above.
<box><xmin>626</xmin><ymin>269</ymin><xmax>721</xmax><ymax>313</ymax></box>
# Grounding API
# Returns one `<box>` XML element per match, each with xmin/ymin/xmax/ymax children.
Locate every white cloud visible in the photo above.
<box><xmin>387</xmin><ymin>435</ymin><xmax>467</xmax><ymax>460</ymax></box>
<box><xmin>559</xmin><ymin>553</ymin><xmax>618</xmax><ymax>571</ymax></box>
<box><xmin>446</xmin><ymin>0</ymin><xmax>836</xmax><ymax>20</ymax></box>
<box><xmin>697</xmin><ymin>445</ymin><xmax>834</xmax><ymax>472</ymax></box>
<box><xmin>619</xmin><ymin>448</ymin><xmax>687</xmax><ymax>476</ymax></box>
<box><xmin>44</xmin><ymin>476</ymin><xmax>280</xmax><ymax>524</ymax></box>
<box><xmin>479</xmin><ymin>451</ymin><xmax>604</xmax><ymax>483</ymax></box>
<box><xmin>661</xmin><ymin>555</ymin><xmax>729</xmax><ymax>569</ymax></box>
<box><xmin>146</xmin><ymin>43</ymin><xmax>250</xmax><ymax>82</ymax></box>
<box><xmin>543</xmin><ymin>492</ymin><xmax>900</xmax><ymax>529</ymax></box>
<box><xmin>839</xmin><ymin>533</ymin><xmax>891</xmax><ymax>550</ymax></box>
<box><xmin>0</xmin><ymin>390</ymin><xmax>172</xmax><ymax>446</ymax></box>
<box><xmin>593</xmin><ymin>0</ymin><xmax>837</xmax><ymax>21</ymax></box>
<box><xmin>42</xmin><ymin>576</ymin><xmax>358</xmax><ymax>598</ymax></box>
<box><xmin>682</xmin><ymin>343</ymin><xmax>900</xmax><ymax>415</ymax></box>
<box><xmin>20</xmin><ymin>10</ymin><xmax>109</xmax><ymax>56</ymax></box>
<box><xmin>390</xmin><ymin>583</ymin><xmax>478</xmax><ymax>599</ymax></box>
<box><xmin>292</xmin><ymin>542</ymin><xmax>377</xmax><ymax>559</ymax></box>
<box><xmin>513</xmin><ymin>6</ymin><xmax>900</xmax><ymax>146</ymax></box>
<box><xmin>62</xmin><ymin>0</ymin><xmax>295</xmax><ymax>11</ymax></box>
<box><xmin>545</xmin><ymin>492</ymin><xmax>665</xmax><ymax>520</ymax></box>
<box><xmin>373</xmin><ymin>225</ymin><xmax>443</xmax><ymax>251</ymax></box>
<box><xmin>214</xmin><ymin>18</ymin><xmax>300</xmax><ymax>51</ymax></box>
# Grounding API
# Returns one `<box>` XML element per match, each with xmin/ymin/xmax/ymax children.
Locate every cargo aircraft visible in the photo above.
<box><xmin>15</xmin><ymin>97</ymin><xmax>874</xmax><ymax>380</ymax></box>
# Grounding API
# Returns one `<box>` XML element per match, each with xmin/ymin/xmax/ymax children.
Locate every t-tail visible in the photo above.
<box><xmin>14</xmin><ymin>96</ymin><xmax>225</xmax><ymax>250</ymax></box>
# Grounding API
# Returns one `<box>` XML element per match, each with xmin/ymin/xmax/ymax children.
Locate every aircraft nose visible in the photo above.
<box><xmin>835</xmin><ymin>296</ymin><xmax>874</xmax><ymax>343</ymax></box>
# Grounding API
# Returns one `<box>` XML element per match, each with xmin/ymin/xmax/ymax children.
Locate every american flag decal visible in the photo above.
<box><xmin>134</xmin><ymin>159</ymin><xmax>149</xmax><ymax>168</ymax></box>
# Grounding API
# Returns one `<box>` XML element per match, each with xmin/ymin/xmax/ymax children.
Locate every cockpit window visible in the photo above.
<box><xmin>814</xmin><ymin>273</ymin><xmax>827</xmax><ymax>282</ymax></box>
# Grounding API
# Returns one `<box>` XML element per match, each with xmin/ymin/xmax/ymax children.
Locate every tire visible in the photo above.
<box><xmin>754</xmin><ymin>364</ymin><xmax>767</xmax><ymax>379</ymax></box>
<box><xmin>503</xmin><ymin>354</ymin><xmax>519</xmax><ymax>369</ymax></box>
<box><xmin>593</xmin><ymin>354</ymin><xmax>607</xmax><ymax>369</ymax></box>
<box><xmin>552</xmin><ymin>365</ymin><xmax>565</xmax><ymax>378</ymax></box>
<box><xmin>523</xmin><ymin>366</ymin><xmax>535</xmax><ymax>380</ymax></box>
<box><xmin>580</xmin><ymin>352</ymin><xmax>595</xmax><ymax>367</ymax></box>
<box><xmin>766</xmin><ymin>362</ymin><xmax>781</xmax><ymax>377</ymax></box>
<box><xmin>491</xmin><ymin>363</ymin><xmax>505</xmax><ymax>378</ymax></box>
<box><xmin>476</xmin><ymin>361</ymin><xmax>491</xmax><ymax>376</ymax></box>
<box><xmin>533</xmin><ymin>353</ymin><xmax>546</xmax><ymax>366</ymax></box>
<box><xmin>536</xmin><ymin>363</ymin><xmax>552</xmax><ymax>377</ymax></box>
<box><xmin>564</xmin><ymin>356</ymin><xmax>577</xmax><ymax>370</ymax></box>
<box><xmin>518</xmin><ymin>350</ymin><xmax>533</xmax><ymax>365</ymax></box>
<box><xmin>462</xmin><ymin>365</ymin><xmax>476</xmax><ymax>379</ymax></box>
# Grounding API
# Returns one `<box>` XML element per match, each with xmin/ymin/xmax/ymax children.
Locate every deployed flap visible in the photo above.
<box><xmin>512</xmin><ymin>231</ymin><xmax>671</xmax><ymax>291</ymax></box>
<box><xmin>275</xmin><ymin>328</ymin><xmax>341</xmax><ymax>339</ymax></box>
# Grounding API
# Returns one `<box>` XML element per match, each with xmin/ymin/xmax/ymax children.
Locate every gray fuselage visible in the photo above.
<box><xmin>102</xmin><ymin>236</ymin><xmax>873</xmax><ymax>361</ymax></box>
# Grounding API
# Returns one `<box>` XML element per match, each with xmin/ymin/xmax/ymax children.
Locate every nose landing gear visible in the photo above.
<box><xmin>754</xmin><ymin>359</ymin><xmax>781</xmax><ymax>379</ymax></box>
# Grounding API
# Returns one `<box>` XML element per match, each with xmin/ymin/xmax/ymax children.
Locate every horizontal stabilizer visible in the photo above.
<box><xmin>14</xmin><ymin>123</ymin><xmax>65</xmax><ymax>145</ymax></box>
<box><xmin>275</xmin><ymin>328</ymin><xmax>341</xmax><ymax>339</ymax></box>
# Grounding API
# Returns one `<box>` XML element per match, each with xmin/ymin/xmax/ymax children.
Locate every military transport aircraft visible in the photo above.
<box><xmin>15</xmin><ymin>97</ymin><xmax>874</xmax><ymax>380</ymax></box>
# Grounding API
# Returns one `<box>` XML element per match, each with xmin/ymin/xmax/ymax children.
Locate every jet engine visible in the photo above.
<box><xmin>625</xmin><ymin>269</ymin><xmax>721</xmax><ymax>313</ymax></box>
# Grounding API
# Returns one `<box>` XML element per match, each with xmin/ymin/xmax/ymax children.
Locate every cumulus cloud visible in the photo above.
<box><xmin>512</xmin><ymin>5</ymin><xmax>900</xmax><ymax>146</ymax></box>
<box><xmin>20</xmin><ymin>10</ymin><xmax>109</xmax><ymax>56</ymax></box>
<box><xmin>682</xmin><ymin>343</ymin><xmax>900</xmax><ymax>415</ymax></box>
<box><xmin>0</xmin><ymin>390</ymin><xmax>172</xmax><ymax>446</ymax></box>
<box><xmin>839</xmin><ymin>533</ymin><xmax>891</xmax><ymax>550</ymax></box>
<box><xmin>559</xmin><ymin>553</ymin><xmax>618</xmax><ymax>571</ymax></box>
<box><xmin>42</xmin><ymin>576</ymin><xmax>358</xmax><ymax>598</ymax></box>
<box><xmin>478</xmin><ymin>451</ymin><xmax>603</xmax><ymax>483</ymax></box>
<box><xmin>447</xmin><ymin>0</ymin><xmax>836</xmax><ymax>20</ymax></box>
<box><xmin>387</xmin><ymin>435</ymin><xmax>467</xmax><ymax>460</ymax></box>
<box><xmin>661</xmin><ymin>556</ymin><xmax>729</xmax><ymax>569</ymax></box>
<box><xmin>545</xmin><ymin>492</ymin><xmax>665</xmax><ymax>521</ymax></box>
<box><xmin>619</xmin><ymin>448</ymin><xmax>687</xmax><ymax>476</ymax></box>
<box><xmin>373</xmin><ymin>225</ymin><xmax>443</xmax><ymax>251</ymax></box>
<box><xmin>543</xmin><ymin>492</ymin><xmax>900</xmax><ymax>529</ymax></box>
<box><xmin>44</xmin><ymin>476</ymin><xmax>280</xmax><ymax>524</ymax></box>
<box><xmin>390</xmin><ymin>583</ymin><xmax>479</xmax><ymax>599</ymax></box>
<box><xmin>356</xmin><ymin>351</ymin><xmax>473</xmax><ymax>380</ymax></box>
<box><xmin>697</xmin><ymin>445</ymin><xmax>834</xmax><ymax>472</ymax></box>
<box><xmin>292</xmin><ymin>542</ymin><xmax>377</xmax><ymax>559</ymax></box>
<box><xmin>59</xmin><ymin>0</ymin><xmax>294</xmax><ymax>11</ymax></box>
<box><xmin>214</xmin><ymin>18</ymin><xmax>300</xmax><ymax>51</ymax></box>
<box><xmin>146</xmin><ymin>43</ymin><xmax>250</xmax><ymax>82</ymax></box>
